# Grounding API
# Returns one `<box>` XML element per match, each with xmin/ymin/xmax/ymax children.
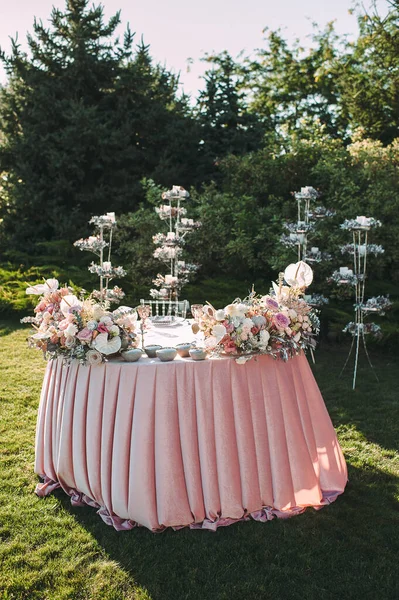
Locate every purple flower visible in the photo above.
<box><xmin>265</xmin><ymin>297</ymin><xmax>279</xmax><ymax>311</ymax></box>
<box><xmin>274</xmin><ymin>312</ymin><xmax>290</xmax><ymax>329</ymax></box>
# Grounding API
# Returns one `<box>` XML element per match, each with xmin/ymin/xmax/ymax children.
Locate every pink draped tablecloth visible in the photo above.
<box><xmin>35</xmin><ymin>353</ymin><xmax>347</xmax><ymax>532</ymax></box>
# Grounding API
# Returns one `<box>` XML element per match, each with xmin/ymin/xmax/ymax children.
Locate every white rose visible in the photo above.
<box><xmin>236</xmin><ymin>303</ymin><xmax>247</xmax><ymax>317</ymax></box>
<box><xmin>212</xmin><ymin>324</ymin><xmax>227</xmax><ymax>339</ymax></box>
<box><xmin>86</xmin><ymin>349</ymin><xmax>103</xmax><ymax>365</ymax></box>
<box><xmin>86</xmin><ymin>320</ymin><xmax>98</xmax><ymax>331</ymax></box>
<box><xmin>65</xmin><ymin>323</ymin><xmax>78</xmax><ymax>337</ymax></box>
<box><xmin>260</xmin><ymin>330</ymin><xmax>270</xmax><ymax>345</ymax></box>
<box><xmin>242</xmin><ymin>318</ymin><xmax>254</xmax><ymax>332</ymax></box>
<box><xmin>215</xmin><ymin>309</ymin><xmax>226</xmax><ymax>321</ymax></box>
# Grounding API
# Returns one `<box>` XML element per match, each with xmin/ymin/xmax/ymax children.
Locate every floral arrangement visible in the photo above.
<box><xmin>74</xmin><ymin>212</ymin><xmax>126</xmax><ymax>304</ymax></box>
<box><xmin>340</xmin><ymin>216</ymin><xmax>382</xmax><ymax>230</ymax></box>
<box><xmin>150</xmin><ymin>185</ymin><xmax>201</xmax><ymax>304</ymax></box>
<box><xmin>304</xmin><ymin>293</ymin><xmax>329</xmax><ymax>307</ymax></box>
<box><xmin>359</xmin><ymin>295</ymin><xmax>393</xmax><ymax>315</ymax></box>
<box><xmin>193</xmin><ymin>262</ymin><xmax>319</xmax><ymax>362</ymax></box>
<box><xmin>21</xmin><ymin>279</ymin><xmax>139</xmax><ymax>364</ymax></box>
<box><xmin>307</xmin><ymin>206</ymin><xmax>336</xmax><ymax>219</ymax></box>
<box><xmin>327</xmin><ymin>270</ymin><xmax>362</xmax><ymax>286</ymax></box>
<box><xmin>342</xmin><ymin>321</ymin><xmax>382</xmax><ymax>339</ymax></box>
<box><xmin>340</xmin><ymin>243</ymin><xmax>384</xmax><ymax>256</ymax></box>
<box><xmin>283</xmin><ymin>222</ymin><xmax>315</xmax><ymax>234</ymax></box>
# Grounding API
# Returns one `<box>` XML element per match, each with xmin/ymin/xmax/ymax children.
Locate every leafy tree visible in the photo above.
<box><xmin>336</xmin><ymin>2</ymin><xmax>399</xmax><ymax>144</ymax></box>
<box><xmin>0</xmin><ymin>0</ymin><xmax>197</xmax><ymax>254</ymax></box>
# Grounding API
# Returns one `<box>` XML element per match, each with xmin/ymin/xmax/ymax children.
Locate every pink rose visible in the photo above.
<box><xmin>225</xmin><ymin>323</ymin><xmax>235</xmax><ymax>334</ymax></box>
<box><xmin>76</xmin><ymin>328</ymin><xmax>93</xmax><ymax>343</ymax></box>
<box><xmin>251</xmin><ymin>326</ymin><xmax>260</xmax><ymax>335</ymax></box>
<box><xmin>223</xmin><ymin>339</ymin><xmax>237</xmax><ymax>353</ymax></box>
<box><xmin>58</xmin><ymin>315</ymin><xmax>75</xmax><ymax>331</ymax></box>
<box><xmin>274</xmin><ymin>312</ymin><xmax>290</xmax><ymax>329</ymax></box>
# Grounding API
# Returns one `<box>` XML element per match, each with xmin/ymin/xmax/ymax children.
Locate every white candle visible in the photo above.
<box><xmin>102</xmin><ymin>261</ymin><xmax>111</xmax><ymax>271</ymax></box>
<box><xmin>339</xmin><ymin>267</ymin><xmax>349</xmax><ymax>275</ymax></box>
<box><xmin>166</xmin><ymin>232</ymin><xmax>176</xmax><ymax>240</ymax></box>
<box><xmin>298</xmin><ymin>234</ymin><xmax>305</xmax><ymax>244</ymax></box>
<box><xmin>178</xmin><ymin>261</ymin><xmax>185</xmax><ymax>267</ymax></box>
<box><xmin>165</xmin><ymin>274</ymin><xmax>173</xmax><ymax>284</ymax></box>
<box><xmin>358</xmin><ymin>245</ymin><xmax>366</xmax><ymax>256</ymax></box>
<box><xmin>347</xmin><ymin>269</ymin><xmax>353</xmax><ymax>276</ymax></box>
<box><xmin>159</xmin><ymin>288</ymin><xmax>167</xmax><ymax>296</ymax></box>
<box><xmin>356</xmin><ymin>215</ymin><xmax>369</xmax><ymax>227</ymax></box>
<box><xmin>289</xmin><ymin>233</ymin><xmax>297</xmax><ymax>240</ymax></box>
<box><xmin>311</xmin><ymin>247</ymin><xmax>319</xmax><ymax>254</ymax></box>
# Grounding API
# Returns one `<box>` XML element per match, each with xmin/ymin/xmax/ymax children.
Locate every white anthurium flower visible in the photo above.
<box><xmin>284</xmin><ymin>261</ymin><xmax>313</xmax><ymax>288</ymax></box>
<box><xmin>224</xmin><ymin>304</ymin><xmax>238</xmax><ymax>317</ymax></box>
<box><xmin>272</xmin><ymin>281</ymin><xmax>290</xmax><ymax>302</ymax></box>
<box><xmin>215</xmin><ymin>309</ymin><xmax>226</xmax><ymax>321</ymax></box>
<box><xmin>26</xmin><ymin>278</ymin><xmax>59</xmax><ymax>295</ymax></box>
<box><xmin>60</xmin><ymin>295</ymin><xmax>82</xmax><ymax>317</ymax></box>
<box><xmin>205</xmin><ymin>336</ymin><xmax>219</xmax><ymax>349</ymax></box>
<box><xmin>32</xmin><ymin>330</ymin><xmax>52</xmax><ymax>340</ymax></box>
<box><xmin>65</xmin><ymin>323</ymin><xmax>78</xmax><ymax>337</ymax></box>
<box><xmin>212</xmin><ymin>324</ymin><xmax>227</xmax><ymax>339</ymax></box>
<box><xmin>93</xmin><ymin>332</ymin><xmax>121</xmax><ymax>355</ymax></box>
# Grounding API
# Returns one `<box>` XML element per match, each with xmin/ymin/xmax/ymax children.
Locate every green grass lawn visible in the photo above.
<box><xmin>0</xmin><ymin>320</ymin><xmax>398</xmax><ymax>600</ymax></box>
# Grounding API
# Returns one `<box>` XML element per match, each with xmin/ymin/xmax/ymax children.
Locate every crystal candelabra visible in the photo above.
<box><xmin>150</xmin><ymin>185</ymin><xmax>201</xmax><ymax>309</ymax></box>
<box><xmin>280</xmin><ymin>186</ymin><xmax>333</xmax><ymax>308</ymax></box>
<box><xmin>331</xmin><ymin>216</ymin><xmax>391</xmax><ymax>389</ymax></box>
<box><xmin>74</xmin><ymin>212</ymin><xmax>126</xmax><ymax>304</ymax></box>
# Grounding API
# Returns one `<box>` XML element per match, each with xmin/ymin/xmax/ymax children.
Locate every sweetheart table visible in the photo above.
<box><xmin>34</xmin><ymin>322</ymin><xmax>347</xmax><ymax>531</ymax></box>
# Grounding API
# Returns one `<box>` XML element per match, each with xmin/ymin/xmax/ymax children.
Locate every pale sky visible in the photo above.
<box><xmin>0</xmin><ymin>0</ymin><xmax>390</xmax><ymax>98</ymax></box>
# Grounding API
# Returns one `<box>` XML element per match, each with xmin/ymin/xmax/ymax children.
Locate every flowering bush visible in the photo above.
<box><xmin>193</xmin><ymin>263</ymin><xmax>319</xmax><ymax>361</ymax></box>
<box><xmin>21</xmin><ymin>279</ymin><xmax>138</xmax><ymax>364</ymax></box>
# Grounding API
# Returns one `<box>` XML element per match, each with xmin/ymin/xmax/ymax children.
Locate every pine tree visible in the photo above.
<box><xmin>196</xmin><ymin>53</ymin><xmax>263</xmax><ymax>180</ymax></box>
<box><xmin>0</xmin><ymin>0</ymin><xmax>196</xmax><ymax>255</ymax></box>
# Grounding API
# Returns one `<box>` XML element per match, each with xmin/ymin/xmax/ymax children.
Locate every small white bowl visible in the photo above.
<box><xmin>176</xmin><ymin>343</ymin><xmax>192</xmax><ymax>358</ymax></box>
<box><xmin>121</xmin><ymin>348</ymin><xmax>142</xmax><ymax>362</ymax></box>
<box><xmin>156</xmin><ymin>347</ymin><xmax>177</xmax><ymax>362</ymax></box>
<box><xmin>189</xmin><ymin>348</ymin><xmax>207</xmax><ymax>361</ymax></box>
<box><xmin>145</xmin><ymin>345</ymin><xmax>162</xmax><ymax>358</ymax></box>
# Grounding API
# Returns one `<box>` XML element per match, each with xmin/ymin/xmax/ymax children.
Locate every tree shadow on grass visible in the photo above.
<box><xmin>54</xmin><ymin>462</ymin><xmax>399</xmax><ymax>600</ymax></box>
